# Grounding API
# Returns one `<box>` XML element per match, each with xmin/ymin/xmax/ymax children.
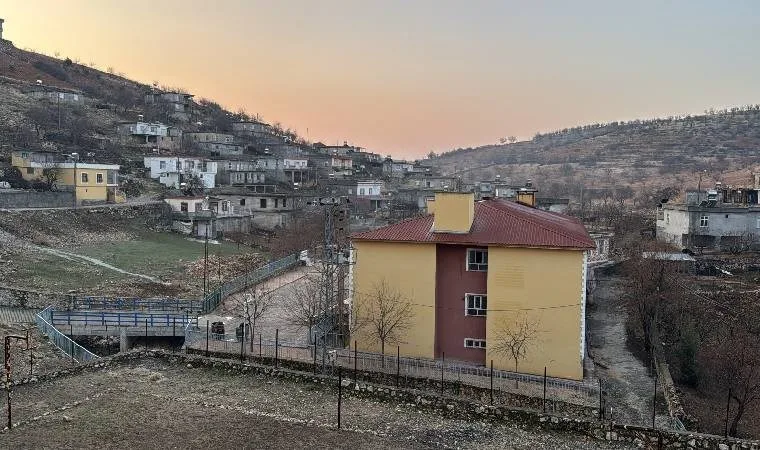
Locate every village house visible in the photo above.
<box><xmin>231</xmin><ymin>120</ymin><xmax>273</xmax><ymax>137</ymax></box>
<box><xmin>283</xmin><ymin>158</ymin><xmax>310</xmax><ymax>184</ymax></box>
<box><xmin>350</xmin><ymin>191</ymin><xmax>595</xmax><ymax>380</ymax></box>
<box><xmin>12</xmin><ymin>151</ymin><xmax>121</xmax><ymax>204</ymax></box>
<box><xmin>22</xmin><ymin>83</ymin><xmax>86</xmax><ymax>104</ymax></box>
<box><xmin>657</xmin><ymin>184</ymin><xmax>760</xmax><ymax>250</ymax></box>
<box><xmin>212</xmin><ymin>187</ymin><xmax>300</xmax><ymax>230</ymax></box>
<box><xmin>145</xmin><ymin>90</ymin><xmax>193</xmax><ymax>121</ymax></box>
<box><xmin>163</xmin><ymin>195</ymin><xmax>215</xmax><ymax>237</ymax></box>
<box><xmin>383</xmin><ymin>159</ymin><xmax>415</xmax><ymax>177</ymax></box>
<box><xmin>117</xmin><ymin>121</ymin><xmax>181</xmax><ymax>150</ymax></box>
<box><xmin>143</xmin><ymin>156</ymin><xmax>217</xmax><ymax>189</ymax></box>
<box><xmin>314</xmin><ymin>142</ymin><xmax>362</xmax><ymax>156</ymax></box>
<box><xmin>215</xmin><ymin>160</ymin><xmax>267</xmax><ymax>186</ymax></box>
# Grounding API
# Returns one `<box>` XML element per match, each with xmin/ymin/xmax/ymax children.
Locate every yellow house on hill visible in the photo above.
<box><xmin>351</xmin><ymin>191</ymin><xmax>595</xmax><ymax>380</ymax></box>
<box><xmin>12</xmin><ymin>151</ymin><xmax>122</xmax><ymax>204</ymax></box>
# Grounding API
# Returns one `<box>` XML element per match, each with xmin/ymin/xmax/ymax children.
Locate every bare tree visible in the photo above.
<box><xmin>234</xmin><ymin>287</ymin><xmax>276</xmax><ymax>352</ymax></box>
<box><xmin>361</xmin><ymin>279</ymin><xmax>414</xmax><ymax>366</ymax></box>
<box><xmin>507</xmin><ymin>136</ymin><xmax>517</xmax><ymax>144</ymax></box>
<box><xmin>491</xmin><ymin>314</ymin><xmax>541</xmax><ymax>385</ymax></box>
<box><xmin>40</xmin><ymin>163</ymin><xmax>61</xmax><ymax>190</ymax></box>
<box><xmin>286</xmin><ymin>273</ymin><xmax>323</xmax><ymax>342</ymax></box>
<box><xmin>702</xmin><ymin>324</ymin><xmax>760</xmax><ymax>436</ymax></box>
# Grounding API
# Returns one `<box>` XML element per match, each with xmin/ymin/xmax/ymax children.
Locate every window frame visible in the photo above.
<box><xmin>96</xmin><ymin>173</ymin><xmax>104</xmax><ymax>184</ymax></box>
<box><xmin>81</xmin><ymin>172</ymin><xmax>89</xmax><ymax>183</ymax></box>
<box><xmin>464</xmin><ymin>338</ymin><xmax>486</xmax><ymax>349</ymax></box>
<box><xmin>466</xmin><ymin>248</ymin><xmax>488</xmax><ymax>272</ymax></box>
<box><xmin>464</xmin><ymin>293</ymin><xmax>487</xmax><ymax>316</ymax></box>
<box><xmin>699</xmin><ymin>215</ymin><xmax>709</xmax><ymax>227</ymax></box>
<box><xmin>260</xmin><ymin>198</ymin><xmax>267</xmax><ymax>208</ymax></box>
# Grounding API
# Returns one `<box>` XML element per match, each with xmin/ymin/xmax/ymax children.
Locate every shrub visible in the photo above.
<box><xmin>32</xmin><ymin>60</ymin><xmax>69</xmax><ymax>81</ymax></box>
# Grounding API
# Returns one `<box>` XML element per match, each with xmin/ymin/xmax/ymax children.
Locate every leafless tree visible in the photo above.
<box><xmin>361</xmin><ymin>279</ymin><xmax>414</xmax><ymax>366</ymax></box>
<box><xmin>27</xmin><ymin>104</ymin><xmax>56</xmax><ymax>139</ymax></box>
<box><xmin>40</xmin><ymin>163</ymin><xmax>61</xmax><ymax>190</ymax></box>
<box><xmin>507</xmin><ymin>136</ymin><xmax>517</xmax><ymax>144</ymax></box>
<box><xmin>702</xmin><ymin>323</ymin><xmax>760</xmax><ymax>436</ymax></box>
<box><xmin>491</xmin><ymin>314</ymin><xmax>541</xmax><ymax>386</ymax></box>
<box><xmin>233</xmin><ymin>287</ymin><xmax>276</xmax><ymax>352</ymax></box>
<box><xmin>286</xmin><ymin>272</ymin><xmax>323</xmax><ymax>342</ymax></box>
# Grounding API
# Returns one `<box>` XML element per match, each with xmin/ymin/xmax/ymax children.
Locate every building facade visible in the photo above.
<box><xmin>351</xmin><ymin>192</ymin><xmax>595</xmax><ymax>380</ymax></box>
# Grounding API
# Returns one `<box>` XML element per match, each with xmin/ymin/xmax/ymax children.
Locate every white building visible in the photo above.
<box><xmin>144</xmin><ymin>157</ymin><xmax>218</xmax><ymax>189</ymax></box>
<box><xmin>356</xmin><ymin>180</ymin><xmax>384</xmax><ymax>197</ymax></box>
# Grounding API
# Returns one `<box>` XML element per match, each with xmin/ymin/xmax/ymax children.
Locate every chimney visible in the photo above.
<box><xmin>432</xmin><ymin>192</ymin><xmax>474</xmax><ymax>233</ymax></box>
<box><xmin>516</xmin><ymin>180</ymin><xmax>537</xmax><ymax>207</ymax></box>
<box><xmin>0</xmin><ymin>19</ymin><xmax>4</xmax><ymax>41</ymax></box>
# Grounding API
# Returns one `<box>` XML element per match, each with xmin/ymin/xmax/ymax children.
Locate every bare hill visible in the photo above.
<box><xmin>430</xmin><ymin>107</ymin><xmax>760</xmax><ymax>202</ymax></box>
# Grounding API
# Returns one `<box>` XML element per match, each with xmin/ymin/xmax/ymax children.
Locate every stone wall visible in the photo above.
<box><xmin>0</xmin><ymin>285</ymin><xmax>73</xmax><ymax>309</ymax></box>
<box><xmin>5</xmin><ymin>350</ymin><xmax>759</xmax><ymax>449</ymax></box>
<box><xmin>0</xmin><ymin>190</ymin><xmax>75</xmax><ymax>208</ymax></box>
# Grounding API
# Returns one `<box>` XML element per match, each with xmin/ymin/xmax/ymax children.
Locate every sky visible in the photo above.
<box><xmin>3</xmin><ymin>1</ymin><xmax>760</xmax><ymax>158</ymax></box>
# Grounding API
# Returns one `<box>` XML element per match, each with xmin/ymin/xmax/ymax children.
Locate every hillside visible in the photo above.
<box><xmin>430</xmin><ymin>108</ymin><xmax>760</xmax><ymax>204</ymax></box>
<box><xmin>0</xmin><ymin>41</ymin><xmax>304</xmax><ymax>174</ymax></box>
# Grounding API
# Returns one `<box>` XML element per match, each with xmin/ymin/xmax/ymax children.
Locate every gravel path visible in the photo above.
<box><xmin>5</xmin><ymin>358</ymin><xmax>634</xmax><ymax>449</ymax></box>
<box><xmin>586</xmin><ymin>273</ymin><xmax>670</xmax><ymax>428</ymax></box>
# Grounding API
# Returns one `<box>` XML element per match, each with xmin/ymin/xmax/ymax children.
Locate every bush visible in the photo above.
<box><xmin>32</xmin><ymin>60</ymin><xmax>69</xmax><ymax>81</ymax></box>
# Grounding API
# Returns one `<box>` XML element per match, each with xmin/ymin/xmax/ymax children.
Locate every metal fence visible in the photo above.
<box><xmin>201</xmin><ymin>253</ymin><xmax>300</xmax><ymax>312</ymax></box>
<box><xmin>35</xmin><ymin>306</ymin><xmax>100</xmax><ymax>363</ymax></box>
<box><xmin>51</xmin><ymin>310</ymin><xmax>192</xmax><ymax>328</ymax></box>
<box><xmin>72</xmin><ymin>296</ymin><xmax>201</xmax><ymax>313</ymax></box>
<box><xmin>184</xmin><ymin>328</ymin><xmax>598</xmax><ymax>407</ymax></box>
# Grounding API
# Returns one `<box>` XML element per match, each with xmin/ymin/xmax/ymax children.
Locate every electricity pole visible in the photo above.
<box><xmin>203</xmin><ymin>226</ymin><xmax>209</xmax><ymax>297</ymax></box>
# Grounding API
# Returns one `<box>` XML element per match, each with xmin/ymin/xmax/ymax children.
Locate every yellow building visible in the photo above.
<box><xmin>351</xmin><ymin>191</ymin><xmax>595</xmax><ymax>380</ymax></box>
<box><xmin>12</xmin><ymin>151</ymin><xmax>121</xmax><ymax>204</ymax></box>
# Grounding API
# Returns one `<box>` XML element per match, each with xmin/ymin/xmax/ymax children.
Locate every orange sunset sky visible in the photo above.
<box><xmin>3</xmin><ymin>1</ymin><xmax>759</xmax><ymax>159</ymax></box>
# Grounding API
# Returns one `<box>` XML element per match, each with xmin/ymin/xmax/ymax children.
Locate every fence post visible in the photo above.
<box><xmin>275</xmin><ymin>329</ymin><xmax>279</xmax><ymax>369</ymax></box>
<box><xmin>440</xmin><ymin>352</ymin><xmax>445</xmax><ymax>397</ymax></box>
<box><xmin>313</xmin><ymin>340</ymin><xmax>317</xmax><ymax>374</ymax></box>
<box><xmin>145</xmin><ymin>320</ymin><xmax>148</xmax><ymax>350</ymax></box>
<box><xmin>259</xmin><ymin>334</ymin><xmax>262</xmax><ymax>357</ymax></box>
<box><xmin>652</xmin><ymin>372</ymin><xmax>657</xmax><ymax>428</ymax></box>
<box><xmin>725</xmin><ymin>387</ymin><xmax>731</xmax><ymax>438</ymax></box>
<box><xmin>206</xmin><ymin>321</ymin><xmax>210</xmax><ymax>358</ymax></box>
<box><xmin>543</xmin><ymin>366</ymin><xmax>547</xmax><ymax>413</ymax></box>
<box><xmin>598</xmin><ymin>379</ymin><xmax>603</xmax><ymax>421</ymax></box>
<box><xmin>490</xmin><ymin>360</ymin><xmax>494</xmax><ymax>406</ymax></box>
<box><xmin>396</xmin><ymin>346</ymin><xmax>400</xmax><ymax>388</ymax></box>
<box><xmin>354</xmin><ymin>341</ymin><xmax>358</xmax><ymax>383</ymax></box>
<box><xmin>240</xmin><ymin>330</ymin><xmax>245</xmax><ymax>362</ymax></box>
<box><xmin>337</xmin><ymin>367</ymin><xmax>342</xmax><ymax>429</ymax></box>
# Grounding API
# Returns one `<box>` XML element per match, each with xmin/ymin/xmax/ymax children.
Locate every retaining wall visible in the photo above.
<box><xmin>0</xmin><ymin>190</ymin><xmax>75</xmax><ymax>208</ymax></box>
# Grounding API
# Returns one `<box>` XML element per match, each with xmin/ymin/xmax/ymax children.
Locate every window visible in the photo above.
<box><xmin>464</xmin><ymin>339</ymin><xmax>486</xmax><ymax>349</ymax></box>
<box><xmin>359</xmin><ymin>188</ymin><xmax>365</xmax><ymax>195</ymax></box>
<box><xmin>194</xmin><ymin>202</ymin><xmax>201</xmax><ymax>212</ymax></box>
<box><xmin>665</xmin><ymin>213</ymin><xmax>669</xmax><ymax>224</ymax></box>
<box><xmin>465</xmin><ymin>294</ymin><xmax>487</xmax><ymax>316</ymax></box>
<box><xmin>757</xmin><ymin>217</ymin><xmax>760</xmax><ymax>229</ymax></box>
<box><xmin>26</xmin><ymin>167</ymin><xmax>34</xmax><ymax>174</ymax></box>
<box><xmin>699</xmin><ymin>215</ymin><xmax>709</xmax><ymax>227</ymax></box>
<box><xmin>159</xmin><ymin>161</ymin><xmax>166</xmax><ymax>170</ymax></box>
<box><xmin>222</xmin><ymin>202</ymin><xmax>228</xmax><ymax>212</ymax></box>
<box><xmin>240</xmin><ymin>199</ymin><xmax>246</xmax><ymax>206</ymax></box>
<box><xmin>96</xmin><ymin>173</ymin><xmax>104</xmax><ymax>184</ymax></box>
<box><xmin>81</xmin><ymin>173</ymin><xmax>88</xmax><ymax>183</ymax></box>
<box><xmin>260</xmin><ymin>198</ymin><xmax>267</xmax><ymax>208</ymax></box>
<box><xmin>467</xmin><ymin>249</ymin><xmax>488</xmax><ymax>271</ymax></box>
<box><xmin>180</xmin><ymin>202</ymin><xmax>188</xmax><ymax>212</ymax></box>
<box><xmin>274</xmin><ymin>198</ymin><xmax>279</xmax><ymax>208</ymax></box>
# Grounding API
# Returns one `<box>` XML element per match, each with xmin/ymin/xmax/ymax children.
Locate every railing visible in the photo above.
<box><xmin>51</xmin><ymin>310</ymin><xmax>191</xmax><ymax>328</ymax></box>
<box><xmin>183</xmin><ymin>328</ymin><xmax>599</xmax><ymax>407</ymax></box>
<box><xmin>72</xmin><ymin>296</ymin><xmax>201</xmax><ymax>312</ymax></box>
<box><xmin>35</xmin><ymin>306</ymin><xmax>99</xmax><ymax>362</ymax></box>
<box><xmin>201</xmin><ymin>253</ymin><xmax>299</xmax><ymax>312</ymax></box>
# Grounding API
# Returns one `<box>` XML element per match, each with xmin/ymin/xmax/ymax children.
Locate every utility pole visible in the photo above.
<box><xmin>5</xmin><ymin>334</ymin><xmax>30</xmax><ymax>430</ymax></box>
<box><xmin>203</xmin><ymin>227</ymin><xmax>209</xmax><ymax>298</ymax></box>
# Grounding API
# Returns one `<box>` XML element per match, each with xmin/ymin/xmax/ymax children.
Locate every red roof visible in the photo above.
<box><xmin>352</xmin><ymin>199</ymin><xmax>595</xmax><ymax>249</ymax></box>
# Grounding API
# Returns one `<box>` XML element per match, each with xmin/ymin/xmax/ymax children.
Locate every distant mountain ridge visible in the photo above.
<box><xmin>429</xmin><ymin>107</ymin><xmax>760</xmax><ymax>201</ymax></box>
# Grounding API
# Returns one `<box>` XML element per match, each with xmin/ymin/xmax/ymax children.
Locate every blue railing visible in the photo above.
<box><xmin>51</xmin><ymin>310</ymin><xmax>191</xmax><ymax>328</ymax></box>
<box><xmin>35</xmin><ymin>307</ymin><xmax>100</xmax><ymax>362</ymax></box>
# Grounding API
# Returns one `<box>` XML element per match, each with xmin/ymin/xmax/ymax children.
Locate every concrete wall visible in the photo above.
<box><xmin>0</xmin><ymin>190</ymin><xmax>75</xmax><ymax>208</ymax></box>
<box><xmin>353</xmin><ymin>240</ymin><xmax>437</xmax><ymax>358</ymax></box>
<box><xmin>657</xmin><ymin>207</ymin><xmax>760</xmax><ymax>248</ymax></box>
<box><xmin>432</xmin><ymin>192</ymin><xmax>474</xmax><ymax>233</ymax></box>
<box><xmin>485</xmin><ymin>247</ymin><xmax>585</xmax><ymax>380</ymax></box>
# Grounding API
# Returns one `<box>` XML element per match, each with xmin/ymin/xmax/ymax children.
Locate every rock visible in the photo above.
<box><xmin>718</xmin><ymin>444</ymin><xmax>729</xmax><ymax>450</ymax></box>
<box><xmin>186</xmin><ymin>364</ymin><xmax>193</xmax><ymax>368</ymax></box>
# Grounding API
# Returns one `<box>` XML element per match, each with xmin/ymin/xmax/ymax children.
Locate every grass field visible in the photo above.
<box><xmin>6</xmin><ymin>231</ymin><xmax>254</xmax><ymax>296</ymax></box>
<box><xmin>4</xmin><ymin>357</ymin><xmax>632</xmax><ymax>449</ymax></box>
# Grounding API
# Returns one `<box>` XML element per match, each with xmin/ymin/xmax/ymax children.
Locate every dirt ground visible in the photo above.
<box><xmin>586</xmin><ymin>270</ymin><xmax>671</xmax><ymax>428</ymax></box>
<box><xmin>3</xmin><ymin>357</ymin><xmax>633</xmax><ymax>449</ymax></box>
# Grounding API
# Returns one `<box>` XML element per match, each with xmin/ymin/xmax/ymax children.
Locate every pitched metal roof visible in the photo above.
<box><xmin>352</xmin><ymin>199</ymin><xmax>595</xmax><ymax>249</ymax></box>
